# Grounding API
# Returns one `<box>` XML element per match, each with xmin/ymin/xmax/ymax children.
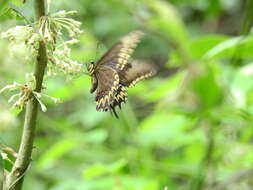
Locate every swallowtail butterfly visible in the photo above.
<box><xmin>88</xmin><ymin>30</ymin><xmax>156</xmax><ymax>117</ymax></box>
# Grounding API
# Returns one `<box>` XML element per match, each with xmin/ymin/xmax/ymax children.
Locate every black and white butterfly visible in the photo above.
<box><xmin>87</xmin><ymin>30</ymin><xmax>156</xmax><ymax>117</ymax></box>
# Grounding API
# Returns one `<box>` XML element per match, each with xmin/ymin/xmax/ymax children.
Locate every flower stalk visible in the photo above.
<box><xmin>2</xmin><ymin>0</ymin><xmax>48</xmax><ymax>189</ymax></box>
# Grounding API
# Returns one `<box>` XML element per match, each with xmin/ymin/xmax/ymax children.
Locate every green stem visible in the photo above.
<box><xmin>190</xmin><ymin>124</ymin><xmax>215</xmax><ymax>190</ymax></box>
<box><xmin>2</xmin><ymin>0</ymin><xmax>47</xmax><ymax>189</ymax></box>
<box><xmin>230</xmin><ymin>0</ymin><xmax>253</xmax><ymax>67</ymax></box>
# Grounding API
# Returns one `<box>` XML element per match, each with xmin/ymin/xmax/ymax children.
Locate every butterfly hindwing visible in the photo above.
<box><xmin>95</xmin><ymin>66</ymin><xmax>119</xmax><ymax>111</ymax></box>
<box><xmin>119</xmin><ymin>60</ymin><xmax>156</xmax><ymax>87</ymax></box>
<box><xmin>97</xmin><ymin>30</ymin><xmax>144</xmax><ymax>71</ymax></box>
<box><xmin>111</xmin><ymin>85</ymin><xmax>127</xmax><ymax>109</ymax></box>
<box><xmin>108</xmin><ymin>85</ymin><xmax>128</xmax><ymax>118</ymax></box>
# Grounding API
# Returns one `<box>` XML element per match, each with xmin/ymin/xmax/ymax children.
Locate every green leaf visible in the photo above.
<box><xmin>10</xmin><ymin>107</ymin><xmax>22</xmax><ymax>116</ymax></box>
<box><xmin>0</xmin><ymin>2</ymin><xmax>29</xmax><ymax>21</ymax></box>
<box><xmin>144</xmin><ymin>0</ymin><xmax>188</xmax><ymax>45</ymax></box>
<box><xmin>84</xmin><ymin>129</ymin><xmax>108</xmax><ymax>144</ymax></box>
<box><xmin>0</xmin><ymin>0</ymin><xmax>10</xmax><ymax>13</ymax></box>
<box><xmin>226</xmin><ymin>63</ymin><xmax>253</xmax><ymax>108</ymax></box>
<box><xmin>106</xmin><ymin>159</ymin><xmax>127</xmax><ymax>173</ymax></box>
<box><xmin>137</xmin><ymin>112</ymin><xmax>190</xmax><ymax>147</ymax></box>
<box><xmin>0</xmin><ymin>7</ymin><xmax>14</xmax><ymax>21</ymax></box>
<box><xmin>148</xmin><ymin>71</ymin><xmax>186</xmax><ymax>101</ymax></box>
<box><xmin>203</xmin><ymin>36</ymin><xmax>253</xmax><ymax>59</ymax></box>
<box><xmin>9</xmin><ymin>3</ymin><xmax>31</xmax><ymax>21</ymax></box>
<box><xmin>184</xmin><ymin>141</ymin><xmax>205</xmax><ymax>163</ymax></box>
<box><xmin>83</xmin><ymin>159</ymin><xmax>127</xmax><ymax>180</ymax></box>
<box><xmin>0</xmin><ymin>152</ymin><xmax>13</xmax><ymax>172</ymax></box>
<box><xmin>143</xmin><ymin>0</ymin><xmax>191</xmax><ymax>61</ymax></box>
<box><xmin>191</xmin><ymin>63</ymin><xmax>223</xmax><ymax>110</ymax></box>
<box><xmin>3</xmin><ymin>157</ymin><xmax>13</xmax><ymax>172</ymax></box>
<box><xmin>10</xmin><ymin>0</ymin><xmax>24</xmax><ymax>6</ymax></box>
<box><xmin>190</xmin><ymin>35</ymin><xmax>229</xmax><ymax>59</ymax></box>
<box><xmin>83</xmin><ymin>163</ymin><xmax>107</xmax><ymax>180</ymax></box>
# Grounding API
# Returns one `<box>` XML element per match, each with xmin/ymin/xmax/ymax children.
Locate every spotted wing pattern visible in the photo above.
<box><xmin>108</xmin><ymin>85</ymin><xmax>128</xmax><ymax>118</ymax></box>
<box><xmin>97</xmin><ymin>30</ymin><xmax>144</xmax><ymax>71</ymax></box>
<box><xmin>94</xmin><ymin>66</ymin><xmax>119</xmax><ymax>111</ymax></box>
<box><xmin>111</xmin><ymin>85</ymin><xmax>127</xmax><ymax>109</ymax></box>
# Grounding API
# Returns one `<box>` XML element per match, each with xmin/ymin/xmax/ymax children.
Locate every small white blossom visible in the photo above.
<box><xmin>47</xmin><ymin>41</ymin><xmax>83</xmax><ymax>75</ymax></box>
<box><xmin>52</xmin><ymin>10</ymin><xmax>78</xmax><ymax>17</ymax></box>
<box><xmin>1</xmin><ymin>8</ymin><xmax>83</xmax><ymax>111</ymax></box>
<box><xmin>1</xmin><ymin>25</ymin><xmax>40</xmax><ymax>58</ymax></box>
<box><xmin>65</xmin><ymin>38</ymin><xmax>79</xmax><ymax>45</ymax></box>
<box><xmin>1</xmin><ymin>152</ymin><xmax>8</xmax><ymax>160</ymax></box>
<box><xmin>0</xmin><ymin>82</ymin><xmax>61</xmax><ymax>112</ymax></box>
<box><xmin>35</xmin><ymin>9</ymin><xmax>84</xmax><ymax>76</ymax></box>
<box><xmin>33</xmin><ymin>91</ymin><xmax>61</xmax><ymax>112</ymax></box>
<box><xmin>33</xmin><ymin>92</ymin><xmax>47</xmax><ymax>112</ymax></box>
<box><xmin>0</xmin><ymin>82</ymin><xmax>33</xmax><ymax>110</ymax></box>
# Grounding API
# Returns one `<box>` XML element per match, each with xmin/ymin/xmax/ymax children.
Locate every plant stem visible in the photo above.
<box><xmin>190</xmin><ymin>124</ymin><xmax>215</xmax><ymax>190</ymax></box>
<box><xmin>2</xmin><ymin>0</ymin><xmax>47</xmax><ymax>189</ymax></box>
<box><xmin>230</xmin><ymin>0</ymin><xmax>253</xmax><ymax>67</ymax></box>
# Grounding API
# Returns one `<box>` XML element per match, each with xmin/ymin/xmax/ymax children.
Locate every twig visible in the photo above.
<box><xmin>190</xmin><ymin>124</ymin><xmax>215</xmax><ymax>190</ymax></box>
<box><xmin>230</xmin><ymin>0</ymin><xmax>253</xmax><ymax>67</ymax></box>
<box><xmin>2</xmin><ymin>0</ymin><xmax>48</xmax><ymax>189</ymax></box>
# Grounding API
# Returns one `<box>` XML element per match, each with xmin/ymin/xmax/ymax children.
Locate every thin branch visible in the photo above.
<box><xmin>2</xmin><ymin>0</ymin><xmax>48</xmax><ymax>189</ymax></box>
<box><xmin>230</xmin><ymin>0</ymin><xmax>253</xmax><ymax>67</ymax></box>
<box><xmin>190</xmin><ymin>124</ymin><xmax>215</xmax><ymax>190</ymax></box>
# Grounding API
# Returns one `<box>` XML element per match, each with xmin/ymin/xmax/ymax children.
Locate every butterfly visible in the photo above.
<box><xmin>87</xmin><ymin>30</ymin><xmax>156</xmax><ymax>118</ymax></box>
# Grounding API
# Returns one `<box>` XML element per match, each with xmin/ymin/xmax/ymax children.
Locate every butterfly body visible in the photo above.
<box><xmin>88</xmin><ymin>30</ymin><xmax>156</xmax><ymax>117</ymax></box>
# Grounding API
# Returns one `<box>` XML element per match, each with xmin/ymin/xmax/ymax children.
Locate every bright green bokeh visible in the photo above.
<box><xmin>1</xmin><ymin>0</ymin><xmax>253</xmax><ymax>189</ymax></box>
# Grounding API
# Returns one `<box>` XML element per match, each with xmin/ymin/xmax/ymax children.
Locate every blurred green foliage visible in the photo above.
<box><xmin>1</xmin><ymin>0</ymin><xmax>253</xmax><ymax>189</ymax></box>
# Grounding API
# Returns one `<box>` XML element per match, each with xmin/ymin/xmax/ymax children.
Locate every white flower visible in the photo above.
<box><xmin>1</xmin><ymin>25</ymin><xmax>40</xmax><ymax>58</ymax></box>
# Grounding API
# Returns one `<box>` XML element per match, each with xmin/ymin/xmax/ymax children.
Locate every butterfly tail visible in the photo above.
<box><xmin>110</xmin><ymin>106</ymin><xmax>119</xmax><ymax>118</ymax></box>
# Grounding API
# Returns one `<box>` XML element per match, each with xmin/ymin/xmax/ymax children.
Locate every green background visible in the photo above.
<box><xmin>1</xmin><ymin>0</ymin><xmax>253</xmax><ymax>189</ymax></box>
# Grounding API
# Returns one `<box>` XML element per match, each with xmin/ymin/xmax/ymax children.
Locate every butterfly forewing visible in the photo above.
<box><xmin>119</xmin><ymin>60</ymin><xmax>157</xmax><ymax>87</ymax></box>
<box><xmin>97</xmin><ymin>30</ymin><xmax>144</xmax><ymax>71</ymax></box>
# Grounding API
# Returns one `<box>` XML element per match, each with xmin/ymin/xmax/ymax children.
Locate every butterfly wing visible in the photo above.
<box><xmin>90</xmin><ymin>74</ymin><xmax>98</xmax><ymax>93</ymax></box>
<box><xmin>97</xmin><ymin>30</ymin><xmax>144</xmax><ymax>71</ymax></box>
<box><xmin>90</xmin><ymin>31</ymin><xmax>155</xmax><ymax>117</ymax></box>
<box><xmin>108</xmin><ymin>85</ymin><xmax>128</xmax><ymax>118</ymax></box>
<box><xmin>95</xmin><ymin>66</ymin><xmax>119</xmax><ymax>111</ymax></box>
<box><xmin>111</xmin><ymin>84</ymin><xmax>127</xmax><ymax>109</ymax></box>
<box><xmin>119</xmin><ymin>60</ymin><xmax>157</xmax><ymax>87</ymax></box>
